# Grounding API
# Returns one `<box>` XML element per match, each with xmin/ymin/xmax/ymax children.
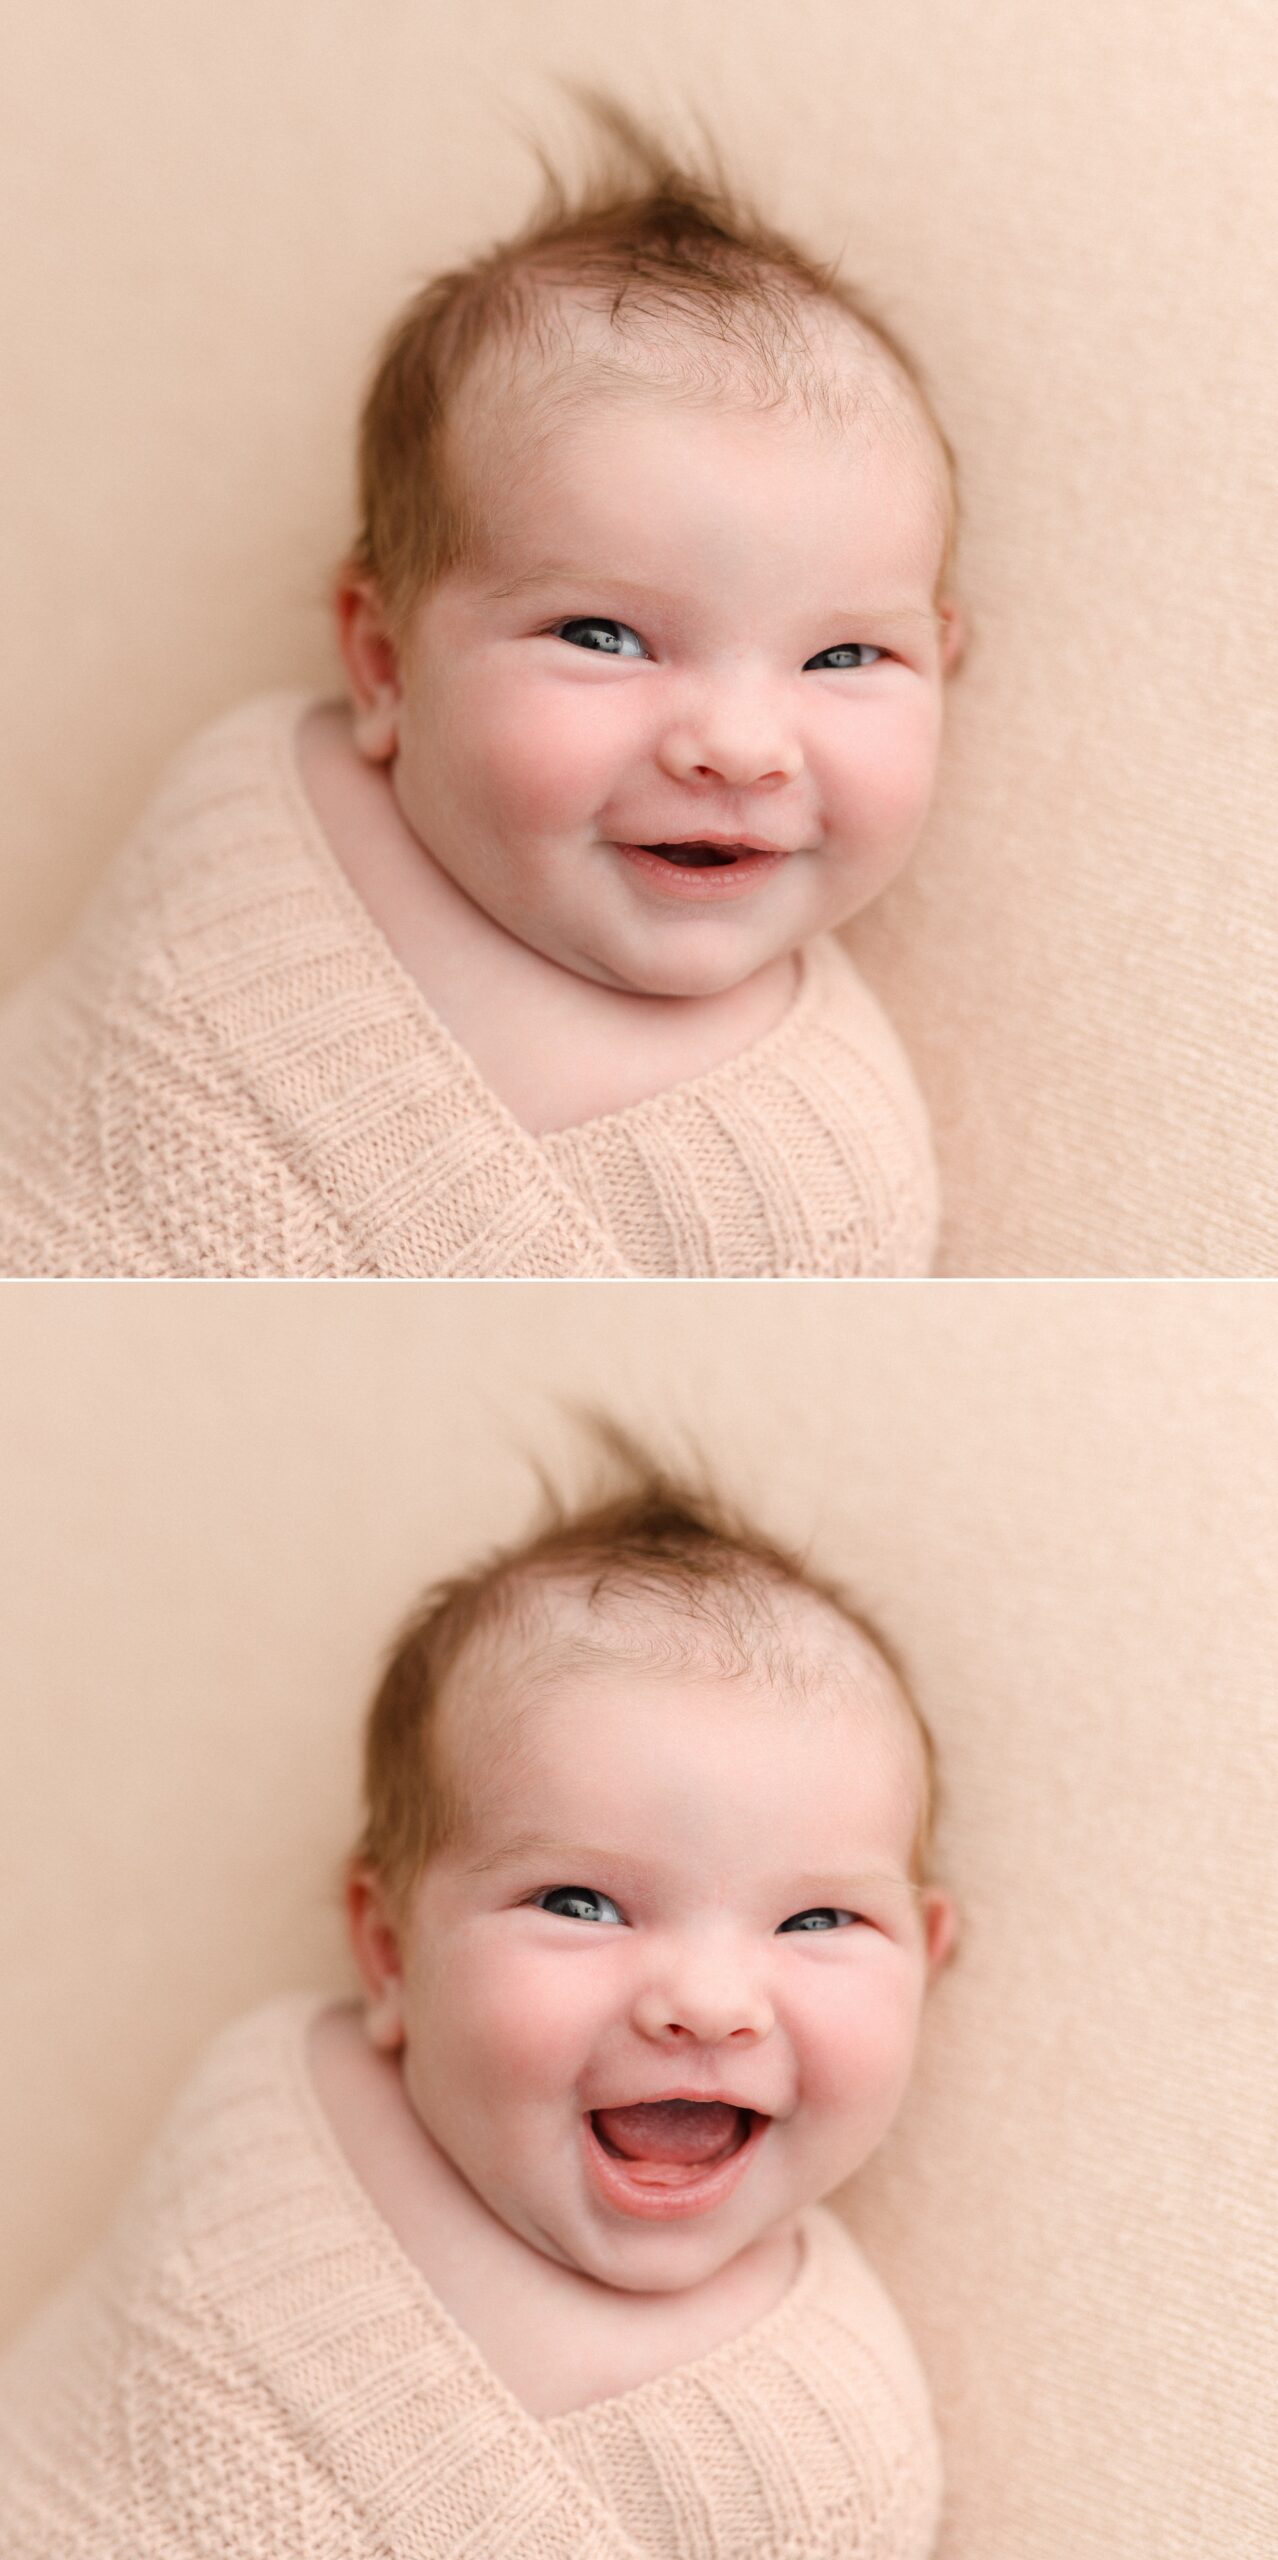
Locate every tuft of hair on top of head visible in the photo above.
<box><xmin>341</xmin><ymin>1407</ymin><xmax>942</xmax><ymax>1927</ymax></box>
<box><xmin>515</xmin><ymin>1406</ymin><xmax>885</xmax><ymax>1641</ymax></box>
<box><xmin>341</xmin><ymin>82</ymin><xmax>960</xmax><ymax>636</ymax></box>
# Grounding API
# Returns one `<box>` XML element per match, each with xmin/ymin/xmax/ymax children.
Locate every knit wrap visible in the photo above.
<box><xmin>0</xmin><ymin>1994</ymin><xmax>944</xmax><ymax>2560</ymax></box>
<box><xmin>0</xmin><ymin>694</ymin><xmax>939</xmax><ymax>1278</ymax></box>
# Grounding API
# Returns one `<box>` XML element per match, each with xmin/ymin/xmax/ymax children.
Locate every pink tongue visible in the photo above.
<box><xmin>594</xmin><ymin>2100</ymin><xmax>742</xmax><ymax>2164</ymax></box>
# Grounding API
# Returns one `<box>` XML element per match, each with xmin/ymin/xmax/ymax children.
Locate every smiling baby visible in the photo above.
<box><xmin>0</xmin><ymin>95</ymin><xmax>965</xmax><ymax>1277</ymax></box>
<box><xmin>0</xmin><ymin>1440</ymin><xmax>956</xmax><ymax>2556</ymax></box>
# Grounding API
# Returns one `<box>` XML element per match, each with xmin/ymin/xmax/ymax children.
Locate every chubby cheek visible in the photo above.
<box><xmin>443</xmin><ymin>668</ymin><xmax>636</xmax><ymax>839</ymax></box>
<box><xmin>821</xmin><ymin>695</ymin><xmax>943</xmax><ymax>852</ymax></box>
<box><xmin>800</xmin><ymin>1958</ymin><xmax>924</xmax><ymax>2134</ymax></box>
<box><xmin>437</xmin><ymin>1939</ymin><xmax>608</xmax><ymax>2115</ymax></box>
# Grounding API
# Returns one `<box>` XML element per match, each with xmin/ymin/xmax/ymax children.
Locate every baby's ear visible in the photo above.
<box><xmin>334</xmin><ymin>572</ymin><xmax>403</xmax><ymax>762</ymax></box>
<box><xmin>937</xmin><ymin>598</ymin><xmax>968</xmax><ymax>679</ymax></box>
<box><xmin>920</xmin><ymin>1886</ymin><xmax>958</xmax><ymax>1978</ymax></box>
<box><xmin>345</xmin><ymin>1863</ymin><xmax>408</xmax><ymax>2050</ymax></box>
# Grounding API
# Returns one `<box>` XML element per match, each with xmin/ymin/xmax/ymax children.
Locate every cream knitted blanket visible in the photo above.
<box><xmin>0</xmin><ymin>1994</ymin><xmax>944</xmax><ymax>2560</ymax></box>
<box><xmin>0</xmin><ymin>694</ymin><xmax>939</xmax><ymax>1278</ymax></box>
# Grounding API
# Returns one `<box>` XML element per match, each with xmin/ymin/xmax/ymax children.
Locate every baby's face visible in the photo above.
<box><xmin>364</xmin><ymin>381</ymin><xmax>960</xmax><ymax>1000</ymax></box>
<box><xmin>364</xmin><ymin>1607</ymin><xmax>952</xmax><ymax>2297</ymax></box>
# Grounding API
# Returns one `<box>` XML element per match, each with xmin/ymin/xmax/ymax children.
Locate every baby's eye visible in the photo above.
<box><xmin>552</xmin><ymin>617</ymin><xmax>647</xmax><ymax>658</ymax></box>
<box><xmin>803</xmin><ymin>644</ymin><xmax>884</xmax><ymax>672</ymax></box>
<box><xmin>777</xmin><ymin>1907</ymin><xmax>860</xmax><ymax>1933</ymax></box>
<box><xmin>535</xmin><ymin>1885</ymin><xmax>624</xmax><ymax>1924</ymax></box>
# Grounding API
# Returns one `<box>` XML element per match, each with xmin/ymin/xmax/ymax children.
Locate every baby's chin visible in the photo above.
<box><xmin>594</xmin><ymin>957</ymin><xmax>786</xmax><ymax>1002</ymax></box>
<box><xmin>542</xmin><ymin>924</ymin><xmax>802</xmax><ymax>1004</ymax></box>
<box><xmin>551</xmin><ymin>869</ymin><xmax>907</xmax><ymax>999</ymax></box>
<box><xmin>535</xmin><ymin>2211</ymin><xmax>771</xmax><ymax>2296</ymax></box>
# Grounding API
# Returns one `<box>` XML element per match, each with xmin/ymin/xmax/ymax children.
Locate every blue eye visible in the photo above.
<box><xmin>536</xmin><ymin>1885</ymin><xmax>624</xmax><ymax>1924</ymax></box>
<box><xmin>778</xmin><ymin>1907</ymin><xmax>859</xmax><ymax>1933</ymax></box>
<box><xmin>804</xmin><ymin>645</ymin><xmax>883</xmax><ymax>671</ymax></box>
<box><xmin>553</xmin><ymin>618</ymin><xmax>646</xmax><ymax>658</ymax></box>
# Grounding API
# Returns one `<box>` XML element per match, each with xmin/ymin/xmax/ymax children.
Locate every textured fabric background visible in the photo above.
<box><xmin>1</xmin><ymin>1282</ymin><xmax>1273</xmax><ymax>2557</ymax></box>
<box><xmin>1</xmin><ymin>1</ymin><xmax>1274</xmax><ymax>1271</ymax></box>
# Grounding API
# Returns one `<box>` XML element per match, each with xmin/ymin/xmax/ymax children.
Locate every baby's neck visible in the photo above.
<box><xmin>297</xmin><ymin>700</ymin><xmax>799</xmax><ymax>1137</ymax></box>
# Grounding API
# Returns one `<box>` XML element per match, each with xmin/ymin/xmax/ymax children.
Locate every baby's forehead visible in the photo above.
<box><xmin>445</xmin><ymin>285</ymin><xmax>951</xmax><ymax>599</ymax></box>
<box><xmin>430</xmin><ymin>1571</ymin><xmax>931</xmax><ymax>1880</ymax></box>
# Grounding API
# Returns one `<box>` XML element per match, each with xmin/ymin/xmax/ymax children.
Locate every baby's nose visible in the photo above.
<box><xmin>632</xmin><ymin>1944</ymin><xmax>774</xmax><ymax>2045</ymax></box>
<box><xmin>657</xmin><ymin>680</ymin><xmax>803</xmax><ymax>790</ymax></box>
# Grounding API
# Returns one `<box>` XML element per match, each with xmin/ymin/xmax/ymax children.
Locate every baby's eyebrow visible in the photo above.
<box><xmin>462</xmin><ymin>1836</ymin><xmax>917</xmax><ymax>1897</ymax></box>
<box><xmin>488</xmin><ymin>566</ymin><xmax>938</xmax><ymax>632</ymax></box>
<box><xmin>487</xmin><ymin>562</ymin><xmax>666</xmax><ymax>605</ymax></box>
<box><xmin>463</xmin><ymin>1830</ymin><xmax>563</xmax><ymax>1874</ymax></box>
<box><xmin>825</xmin><ymin>607</ymin><xmax>938</xmax><ymax>628</ymax></box>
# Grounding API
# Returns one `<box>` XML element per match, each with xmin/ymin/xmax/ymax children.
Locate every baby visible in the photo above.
<box><xmin>0</xmin><ymin>1438</ymin><xmax>956</xmax><ymax>2557</ymax></box>
<box><xmin>0</xmin><ymin>95</ymin><xmax>965</xmax><ymax>1277</ymax></box>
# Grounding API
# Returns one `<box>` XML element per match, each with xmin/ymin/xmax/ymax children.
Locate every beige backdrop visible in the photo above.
<box><xmin>2</xmin><ymin>1</ymin><xmax>1276</xmax><ymax>1274</ymax></box>
<box><xmin>0</xmin><ymin>1281</ymin><xmax>1273</xmax><ymax>2558</ymax></box>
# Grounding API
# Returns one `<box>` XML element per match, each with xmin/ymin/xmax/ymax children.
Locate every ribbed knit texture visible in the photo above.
<box><xmin>0</xmin><ymin>693</ymin><xmax>939</xmax><ymax>1279</ymax></box>
<box><xmin>0</xmin><ymin>1995</ymin><xmax>943</xmax><ymax>2560</ymax></box>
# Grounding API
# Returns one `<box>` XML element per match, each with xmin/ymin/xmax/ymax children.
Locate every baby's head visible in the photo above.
<box><xmin>334</xmin><ymin>93</ymin><xmax>966</xmax><ymax>1003</ymax></box>
<box><xmin>344</xmin><ymin>1431</ymin><xmax>956</xmax><ymax>2295</ymax></box>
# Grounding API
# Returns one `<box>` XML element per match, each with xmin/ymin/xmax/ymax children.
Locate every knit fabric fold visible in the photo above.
<box><xmin>0</xmin><ymin>694</ymin><xmax>939</xmax><ymax>1277</ymax></box>
<box><xmin>0</xmin><ymin>1994</ymin><xmax>944</xmax><ymax>2560</ymax></box>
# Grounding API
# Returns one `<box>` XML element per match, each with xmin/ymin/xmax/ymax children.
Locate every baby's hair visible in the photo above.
<box><xmin>344</xmin><ymin>1416</ymin><xmax>941</xmax><ymax>1924</ymax></box>
<box><xmin>344</xmin><ymin>85</ymin><xmax>959</xmax><ymax>636</ymax></box>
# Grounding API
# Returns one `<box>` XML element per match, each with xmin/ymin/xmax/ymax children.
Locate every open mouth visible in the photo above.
<box><xmin>611</xmin><ymin>840</ymin><xmax>789</xmax><ymax>901</ymax></box>
<box><xmin>582</xmin><ymin>2101</ymin><xmax>767</xmax><ymax>2219</ymax></box>
<box><xmin>592</xmin><ymin>2099</ymin><xmax>753</xmax><ymax>2165</ymax></box>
